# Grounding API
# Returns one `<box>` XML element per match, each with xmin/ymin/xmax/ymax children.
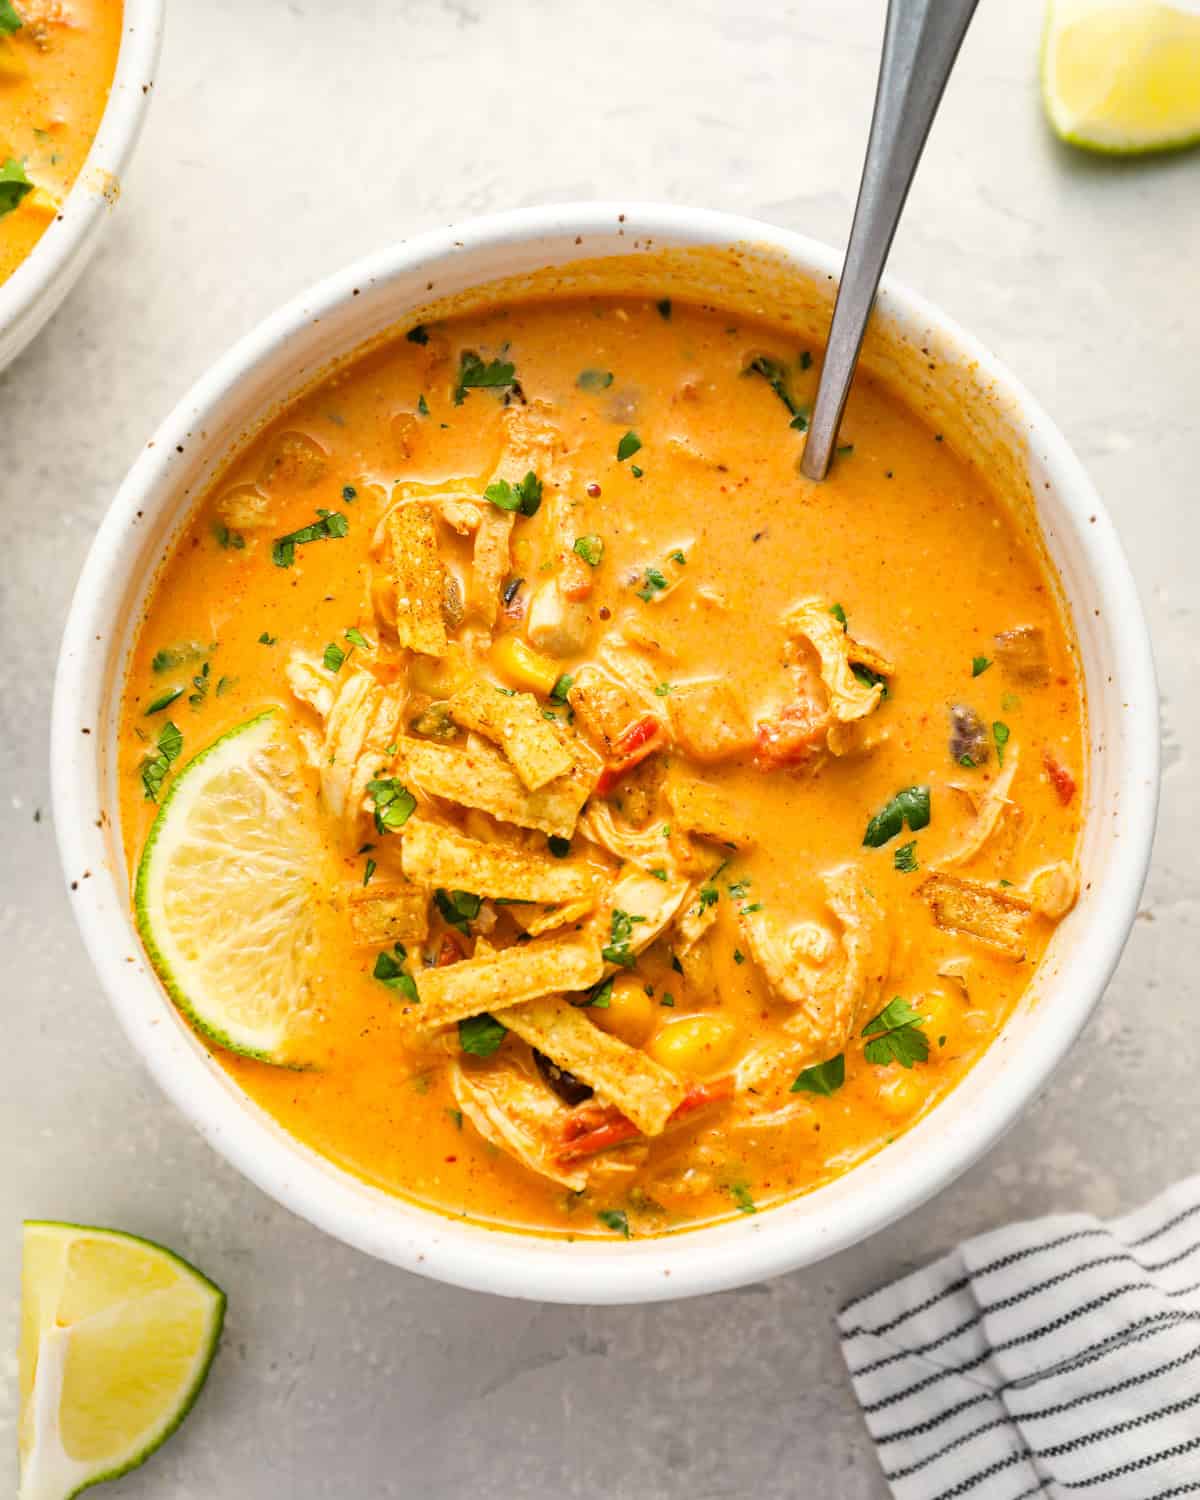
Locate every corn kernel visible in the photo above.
<box><xmin>590</xmin><ymin>975</ymin><xmax>656</xmax><ymax>1048</ymax></box>
<box><xmin>877</xmin><ymin>1070</ymin><xmax>924</xmax><ymax>1118</ymax></box>
<box><xmin>919</xmin><ymin>990</ymin><xmax>958</xmax><ymax>1053</ymax></box>
<box><xmin>490</xmin><ymin>634</ymin><xmax>560</xmax><ymax>696</ymax></box>
<box><xmin>647</xmin><ymin>1015</ymin><xmax>738</xmax><ymax>1076</ymax></box>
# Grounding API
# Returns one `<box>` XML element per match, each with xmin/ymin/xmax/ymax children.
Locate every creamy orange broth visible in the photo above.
<box><xmin>0</xmin><ymin>0</ymin><xmax>122</xmax><ymax>285</ymax></box>
<box><xmin>117</xmin><ymin>294</ymin><xmax>1085</xmax><ymax>1239</ymax></box>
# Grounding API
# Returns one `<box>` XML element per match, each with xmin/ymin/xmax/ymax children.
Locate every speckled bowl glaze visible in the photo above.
<box><xmin>0</xmin><ymin>0</ymin><xmax>163</xmax><ymax>372</ymax></box>
<box><xmin>51</xmin><ymin>205</ymin><xmax>1159</xmax><ymax>1303</ymax></box>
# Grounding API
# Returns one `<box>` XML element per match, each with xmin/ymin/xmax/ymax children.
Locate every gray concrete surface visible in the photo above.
<box><xmin>1</xmin><ymin>1</ymin><xmax>1195</xmax><ymax>1494</ymax></box>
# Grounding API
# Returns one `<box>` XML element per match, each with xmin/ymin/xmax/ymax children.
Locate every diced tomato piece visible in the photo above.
<box><xmin>436</xmin><ymin>935</ymin><xmax>465</xmax><ymax>966</ymax></box>
<box><xmin>754</xmin><ymin>700</ymin><xmax>828</xmax><ymax>770</ymax></box>
<box><xmin>1043</xmin><ymin>750</ymin><xmax>1076</xmax><ymax>806</ymax></box>
<box><xmin>557</xmin><ymin>1076</ymin><xmax>734</xmax><ymax>1163</ymax></box>
<box><xmin>559</xmin><ymin>552</ymin><xmax>594</xmax><ymax>603</ymax></box>
<box><xmin>594</xmin><ymin>715</ymin><xmax>666</xmax><ymax>796</ymax></box>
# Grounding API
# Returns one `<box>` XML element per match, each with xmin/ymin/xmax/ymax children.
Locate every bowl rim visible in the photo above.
<box><xmin>51</xmin><ymin>202</ymin><xmax>1160</xmax><ymax>1303</ymax></box>
<box><xmin>0</xmin><ymin>0</ymin><xmax>164</xmax><ymax>356</ymax></box>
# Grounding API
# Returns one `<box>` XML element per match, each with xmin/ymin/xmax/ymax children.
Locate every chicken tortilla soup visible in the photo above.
<box><xmin>0</xmin><ymin>0</ymin><xmax>123</xmax><ymax>286</ymax></box>
<box><xmin>118</xmin><ymin>291</ymin><xmax>1085</xmax><ymax>1239</ymax></box>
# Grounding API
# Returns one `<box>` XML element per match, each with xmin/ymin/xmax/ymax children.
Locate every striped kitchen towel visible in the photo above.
<box><xmin>838</xmin><ymin>1176</ymin><xmax>1200</xmax><ymax>1500</ymax></box>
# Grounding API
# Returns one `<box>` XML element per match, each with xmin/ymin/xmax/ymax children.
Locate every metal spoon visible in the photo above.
<box><xmin>800</xmin><ymin>0</ymin><xmax>981</xmax><ymax>481</ymax></box>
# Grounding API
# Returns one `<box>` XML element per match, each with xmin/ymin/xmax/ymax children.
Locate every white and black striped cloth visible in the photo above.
<box><xmin>838</xmin><ymin>1177</ymin><xmax>1200</xmax><ymax>1500</ymax></box>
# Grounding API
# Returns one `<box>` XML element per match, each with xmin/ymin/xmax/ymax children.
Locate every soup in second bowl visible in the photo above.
<box><xmin>0</xmin><ymin>0</ymin><xmax>123</xmax><ymax>286</ymax></box>
<box><xmin>117</xmin><ymin>291</ymin><xmax>1086</xmax><ymax>1239</ymax></box>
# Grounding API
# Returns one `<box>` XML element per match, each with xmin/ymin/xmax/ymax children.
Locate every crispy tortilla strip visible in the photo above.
<box><xmin>450</xmin><ymin>1059</ymin><xmax>586</xmax><ymax>1190</ymax></box>
<box><xmin>347</xmin><ymin>881</ymin><xmax>429</xmax><ymax>946</ymax></box>
<box><xmin>413</xmin><ymin>932</ymin><xmax>604</xmax><ymax>1027</ymax></box>
<box><xmin>784</xmin><ymin>598</ymin><xmax>883</xmax><ymax>724</ymax></box>
<box><xmin>847</xmin><ymin>636</ymin><xmax>895</xmax><ymax>677</ymax></box>
<box><xmin>403</xmin><ymin>736</ymin><xmax>593</xmax><ymax>839</ymax></box>
<box><xmin>568</xmin><ymin>662</ymin><xmax>661</xmax><ymax>756</ymax></box>
<box><xmin>449</xmin><ymin>680</ymin><xmax>573</xmax><ymax>791</ymax></box>
<box><xmin>939</xmin><ymin>748</ymin><xmax>1022</xmax><ymax>870</ymax></box>
<box><xmin>923</xmin><ymin>872</ymin><xmax>1032</xmax><ymax>959</ymax></box>
<box><xmin>665</xmin><ymin>773</ymin><xmax>753</xmax><ymax>849</ymax></box>
<box><xmin>504</xmin><ymin>998</ymin><xmax>685</xmax><ymax>1136</ymax></box>
<box><xmin>387</xmin><ymin>501</ymin><xmax>448</xmax><ymax>657</ymax></box>
<box><xmin>469</xmin><ymin>507</ymin><xmax>515</xmax><ymax>626</ymax></box>
<box><xmin>511</xmin><ymin>897</ymin><xmax>597</xmax><ymax>937</ymax></box>
<box><xmin>401</xmin><ymin>816</ymin><xmax>596</xmax><ymax>904</ymax></box>
<box><xmin>741</xmin><ymin>866</ymin><xmax>890</xmax><ymax>1062</ymax></box>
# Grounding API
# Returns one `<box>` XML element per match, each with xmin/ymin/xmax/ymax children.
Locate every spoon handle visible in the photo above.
<box><xmin>800</xmin><ymin>0</ymin><xmax>980</xmax><ymax>481</ymax></box>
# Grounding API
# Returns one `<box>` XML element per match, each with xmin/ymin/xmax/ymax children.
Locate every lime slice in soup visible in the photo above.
<box><xmin>135</xmin><ymin>710</ymin><xmax>323</xmax><ymax>1063</ymax></box>
<box><xmin>1042</xmin><ymin>0</ymin><xmax>1200</xmax><ymax>153</ymax></box>
<box><xmin>19</xmin><ymin>1221</ymin><xmax>225</xmax><ymax>1500</ymax></box>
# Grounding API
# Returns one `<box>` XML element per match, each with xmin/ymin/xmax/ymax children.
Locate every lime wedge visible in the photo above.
<box><xmin>134</xmin><ymin>710</ymin><xmax>323</xmax><ymax>1063</ymax></box>
<box><xmin>1043</xmin><ymin>0</ymin><xmax>1200</xmax><ymax>153</ymax></box>
<box><xmin>19</xmin><ymin>1222</ymin><xmax>225</xmax><ymax>1500</ymax></box>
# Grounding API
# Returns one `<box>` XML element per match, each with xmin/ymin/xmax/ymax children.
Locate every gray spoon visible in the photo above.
<box><xmin>800</xmin><ymin>0</ymin><xmax>981</xmax><ymax>481</ymax></box>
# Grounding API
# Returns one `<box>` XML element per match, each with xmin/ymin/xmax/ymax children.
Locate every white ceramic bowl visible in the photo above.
<box><xmin>52</xmin><ymin>204</ymin><xmax>1159</xmax><ymax>1304</ymax></box>
<box><xmin>0</xmin><ymin>0</ymin><xmax>163</xmax><ymax>371</ymax></box>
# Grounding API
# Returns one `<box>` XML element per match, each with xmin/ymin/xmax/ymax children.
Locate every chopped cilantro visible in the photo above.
<box><xmin>727</xmin><ymin>1182</ymin><xmax>757</xmax><ymax>1215</ymax></box>
<box><xmin>188</xmin><ymin>661</ymin><xmax>210</xmax><ymax>708</ymax></box>
<box><xmin>342</xmin><ymin>484</ymin><xmax>357</xmax><ymax>502</ymax></box>
<box><xmin>0</xmin><ymin>157</ymin><xmax>32</xmax><ymax>219</ymax></box>
<box><xmin>580</xmin><ymin>976</ymin><xmax>613</xmax><ymax>1010</ymax></box>
<box><xmin>484</xmin><ymin>471</ymin><xmax>542</xmax><ymax>517</ymax></box>
<box><xmin>448</xmin><ymin>1107</ymin><xmax>464</xmax><ymax>1130</ymax></box>
<box><xmin>698</xmin><ymin>883</ymin><xmax>719</xmax><ymax>912</ymax></box>
<box><xmin>366</xmin><ymin>778</ymin><xmax>416</xmax><ymax>834</ymax></box>
<box><xmin>345</xmin><ymin>627</ymin><xmax>369</xmax><ymax>650</ymax></box>
<box><xmin>631</xmin><ymin>464</ymin><xmax>644</xmax><ymax>478</ymax></box>
<box><xmin>323</xmin><ymin>641</ymin><xmax>346</xmax><ymax>673</ymax></box>
<box><xmin>864</xmin><ymin>786</ymin><xmax>931</xmax><ymax>848</ymax></box>
<box><xmin>993</xmin><ymin>720</ymin><xmax>1011</xmax><ymax>767</ymax></box>
<box><xmin>454</xmin><ymin>350</ymin><xmax>516</xmax><ymax>404</ymax></box>
<box><xmin>894</xmin><ymin>840</ymin><xmax>919</xmax><ymax>873</ymax></box>
<box><xmin>668</xmin><ymin>549</ymin><xmax>686</xmax><ymax>566</ymax></box>
<box><xmin>852</xmin><ymin>662</ymin><xmax>889</xmax><ymax>697</ymax></box>
<box><xmin>791</xmin><ymin>1054</ymin><xmax>845</xmax><ymax>1096</ymax></box>
<box><xmin>362</xmin><ymin>857</ymin><xmax>377</xmax><ymax>887</ymax></box>
<box><xmin>140</xmin><ymin>721</ymin><xmax>182</xmax><ymax>803</ymax></box>
<box><xmin>548</xmin><ymin>834</ymin><xmax>571</xmax><ymax>858</ymax></box>
<box><xmin>733</xmin><ymin>949</ymin><xmax>745</xmax><ymax>965</ymax></box>
<box><xmin>740</xmin><ymin>901</ymin><xmax>763</xmax><ymax>914</ymax></box>
<box><xmin>406</xmin><ymin>324</ymin><xmax>430</xmax><ymax>345</ymax></box>
<box><xmin>654</xmin><ymin>682</ymin><xmax>673</xmax><ymax>697</ymax></box>
<box><xmin>862</xmin><ymin>998</ymin><xmax>929</xmax><ymax>1068</ymax></box>
<box><xmin>799</xmin><ymin>350</ymin><xmax>813</xmax><ymax>371</ymax></box>
<box><xmin>435</xmin><ymin>888</ymin><xmax>482</xmax><ymax>935</ymax></box>
<box><xmin>837</xmin><ymin>443</ymin><xmax>855</xmax><ymax>456</ymax></box>
<box><xmin>830</xmin><ymin>602</ymin><xmax>848</xmax><ymax>629</ymax></box>
<box><xmin>417</xmin><ymin>393</ymin><xmax>430</xmax><ymax>416</ymax></box>
<box><xmin>0</xmin><ymin>2</ymin><xmax>23</xmax><ymax>37</ymax></box>
<box><xmin>152</xmin><ymin>642</ymin><xmax>211</xmax><ymax>674</ymax></box>
<box><xmin>216</xmin><ymin>675</ymin><xmax>235</xmax><ymax>697</ymax></box>
<box><xmin>213</xmin><ymin>522</ymin><xmax>245</xmax><ymax>550</ymax></box>
<box><xmin>602</xmin><ymin>908</ymin><xmax>646</xmax><ymax>967</ymax></box>
<box><xmin>271</xmin><ymin>509</ymin><xmax>349</xmax><ymax>568</ymax></box>
<box><xmin>577</xmin><ymin>369</ymin><xmax>614</xmax><ymax>391</ymax></box>
<box><xmin>972</xmin><ymin>656</ymin><xmax>992</xmax><ymax>677</ymax></box>
<box><xmin>373</xmin><ymin>944</ymin><xmax>417</xmax><ymax>1001</ymax></box>
<box><xmin>258</xmin><ymin>632</ymin><xmax>276</xmax><ymax>646</ymax></box>
<box><xmin>573</xmin><ymin>534</ymin><xmax>604</xmax><ymax>567</ymax></box>
<box><xmin>743</xmin><ymin>354</ymin><xmax>804</xmax><ymax>421</ymax></box>
<box><xmin>616</xmin><ymin>430</ymin><xmax>642</xmax><ymax>462</ymax></box>
<box><xmin>649</xmin><ymin>867</ymin><xmax>668</xmax><ymax>882</ymax></box>
<box><xmin>550</xmin><ymin>674</ymin><xmax>574</xmax><ymax>704</ymax></box>
<box><xmin>459</xmin><ymin>1013</ymin><xmax>507</xmax><ymax>1058</ymax></box>
<box><xmin>727</xmin><ymin>878</ymin><xmax>751</xmax><ymax>898</ymax></box>
<box><xmin>660</xmin><ymin>993</ymin><xmax>675</xmax><ymax>1006</ymax></box>
<box><xmin>636</xmin><ymin>566</ymin><xmax>669</xmax><ymax>602</ymax></box>
<box><xmin>144</xmin><ymin>685</ymin><xmax>184</xmax><ymax>715</ymax></box>
<box><xmin>656</xmin><ymin>298</ymin><xmax>672</xmax><ymax>320</ymax></box>
<box><xmin>596</xmin><ymin>1208</ymin><xmax>630</xmax><ymax>1238</ymax></box>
